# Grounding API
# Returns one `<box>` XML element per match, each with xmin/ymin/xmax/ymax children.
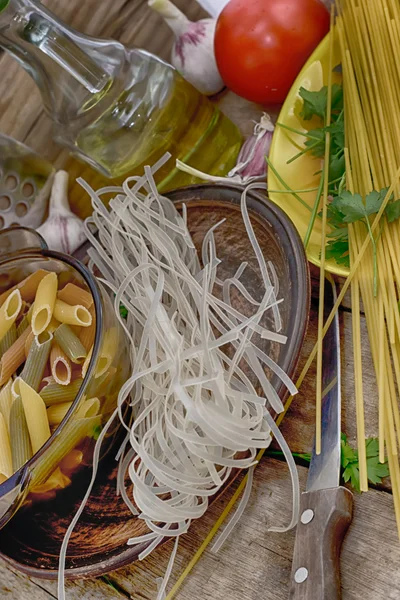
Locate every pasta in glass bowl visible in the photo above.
<box><xmin>0</xmin><ymin>227</ymin><xmax>129</xmax><ymax>528</ymax></box>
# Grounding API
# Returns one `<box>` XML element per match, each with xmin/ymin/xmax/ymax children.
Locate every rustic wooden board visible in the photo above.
<box><xmin>102</xmin><ymin>460</ymin><xmax>400</xmax><ymax>600</ymax></box>
<box><xmin>0</xmin><ymin>0</ymin><xmax>398</xmax><ymax>599</ymax></box>
<box><xmin>280</xmin><ymin>304</ymin><xmax>379</xmax><ymax>456</ymax></box>
<box><xmin>0</xmin><ymin>561</ymin><xmax>125</xmax><ymax>599</ymax></box>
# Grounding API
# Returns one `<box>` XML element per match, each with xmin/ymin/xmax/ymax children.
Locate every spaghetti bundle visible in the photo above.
<box><xmin>334</xmin><ymin>0</ymin><xmax>400</xmax><ymax>528</ymax></box>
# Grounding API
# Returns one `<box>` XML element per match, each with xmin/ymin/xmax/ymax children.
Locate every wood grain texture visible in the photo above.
<box><xmin>103</xmin><ymin>460</ymin><xmax>400</xmax><ymax>600</ymax></box>
<box><xmin>289</xmin><ymin>487</ymin><xmax>353</xmax><ymax>600</ymax></box>
<box><xmin>0</xmin><ymin>0</ymin><xmax>399</xmax><ymax>598</ymax></box>
<box><xmin>278</xmin><ymin>306</ymin><xmax>379</xmax><ymax>454</ymax></box>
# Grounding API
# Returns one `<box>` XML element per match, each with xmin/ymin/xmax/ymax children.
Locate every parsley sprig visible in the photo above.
<box><xmin>341</xmin><ymin>434</ymin><xmax>389</xmax><ymax>492</ymax></box>
<box><xmin>266</xmin><ymin>434</ymin><xmax>390</xmax><ymax>493</ymax></box>
<box><xmin>275</xmin><ymin>80</ymin><xmax>400</xmax><ymax>291</ymax></box>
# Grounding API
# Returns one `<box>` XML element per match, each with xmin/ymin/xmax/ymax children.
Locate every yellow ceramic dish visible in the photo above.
<box><xmin>268</xmin><ymin>33</ymin><xmax>348</xmax><ymax>277</ymax></box>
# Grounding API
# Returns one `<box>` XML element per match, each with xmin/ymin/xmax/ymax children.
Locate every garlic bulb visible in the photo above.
<box><xmin>37</xmin><ymin>170</ymin><xmax>86</xmax><ymax>255</ymax></box>
<box><xmin>228</xmin><ymin>113</ymin><xmax>275</xmax><ymax>181</ymax></box>
<box><xmin>148</xmin><ymin>0</ymin><xmax>224</xmax><ymax>96</ymax></box>
<box><xmin>177</xmin><ymin>113</ymin><xmax>275</xmax><ymax>185</ymax></box>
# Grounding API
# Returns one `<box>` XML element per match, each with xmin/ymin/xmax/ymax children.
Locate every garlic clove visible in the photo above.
<box><xmin>176</xmin><ymin>113</ymin><xmax>275</xmax><ymax>185</ymax></box>
<box><xmin>171</xmin><ymin>19</ymin><xmax>224</xmax><ymax>96</ymax></box>
<box><xmin>36</xmin><ymin>170</ymin><xmax>87</xmax><ymax>255</ymax></box>
<box><xmin>228</xmin><ymin>114</ymin><xmax>275</xmax><ymax>181</ymax></box>
<box><xmin>148</xmin><ymin>0</ymin><xmax>224</xmax><ymax>96</ymax></box>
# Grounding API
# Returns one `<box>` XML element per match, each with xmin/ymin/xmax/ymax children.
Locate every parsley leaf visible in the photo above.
<box><xmin>304</xmin><ymin>128</ymin><xmax>326</xmax><ymax>157</ymax></box>
<box><xmin>299</xmin><ymin>87</ymin><xmax>328</xmax><ymax>120</ymax></box>
<box><xmin>299</xmin><ymin>84</ymin><xmax>343</xmax><ymax>121</ymax></box>
<box><xmin>331</xmin><ymin>84</ymin><xmax>344</xmax><ymax>116</ymax></box>
<box><xmin>341</xmin><ymin>433</ymin><xmax>357</xmax><ymax>468</ymax></box>
<box><xmin>120</xmin><ymin>303</ymin><xmax>128</xmax><ymax>319</ymax></box>
<box><xmin>366</xmin><ymin>457</ymin><xmax>390</xmax><ymax>484</ymax></box>
<box><xmin>340</xmin><ymin>434</ymin><xmax>390</xmax><ymax>492</ymax></box>
<box><xmin>386</xmin><ymin>199</ymin><xmax>400</xmax><ymax>223</ymax></box>
<box><xmin>365</xmin><ymin>437</ymin><xmax>379</xmax><ymax>458</ymax></box>
<box><xmin>326</xmin><ymin>238</ymin><xmax>350</xmax><ymax>267</ymax></box>
<box><xmin>326</xmin><ymin>121</ymin><xmax>345</xmax><ymax>155</ymax></box>
<box><xmin>342</xmin><ymin>461</ymin><xmax>360</xmax><ymax>490</ymax></box>
<box><xmin>331</xmin><ymin>189</ymin><xmax>387</xmax><ymax>223</ymax></box>
<box><xmin>266</xmin><ymin>434</ymin><xmax>390</xmax><ymax>493</ymax></box>
<box><xmin>329</xmin><ymin>153</ymin><xmax>346</xmax><ymax>183</ymax></box>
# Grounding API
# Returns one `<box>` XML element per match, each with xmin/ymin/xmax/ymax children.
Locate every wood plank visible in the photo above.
<box><xmin>103</xmin><ymin>460</ymin><xmax>400</xmax><ymax>600</ymax></box>
<box><xmin>279</xmin><ymin>305</ymin><xmax>378</xmax><ymax>454</ymax></box>
<box><xmin>31</xmin><ymin>576</ymin><xmax>128</xmax><ymax>599</ymax></box>
<box><xmin>0</xmin><ymin>561</ymin><xmax>55</xmax><ymax>599</ymax></box>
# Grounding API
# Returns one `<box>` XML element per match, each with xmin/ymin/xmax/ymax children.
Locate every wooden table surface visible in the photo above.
<box><xmin>0</xmin><ymin>1</ymin><xmax>399</xmax><ymax>599</ymax></box>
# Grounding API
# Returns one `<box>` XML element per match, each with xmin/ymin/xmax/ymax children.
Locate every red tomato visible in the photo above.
<box><xmin>214</xmin><ymin>0</ymin><xmax>330</xmax><ymax>104</ymax></box>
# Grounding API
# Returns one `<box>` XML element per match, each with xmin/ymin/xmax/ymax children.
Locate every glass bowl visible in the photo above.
<box><xmin>0</xmin><ymin>227</ymin><xmax>129</xmax><ymax>529</ymax></box>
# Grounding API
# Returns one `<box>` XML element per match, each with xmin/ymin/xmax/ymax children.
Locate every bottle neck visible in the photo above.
<box><xmin>0</xmin><ymin>0</ymin><xmax>122</xmax><ymax>123</ymax></box>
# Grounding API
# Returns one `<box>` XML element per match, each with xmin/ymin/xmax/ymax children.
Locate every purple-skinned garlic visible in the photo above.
<box><xmin>228</xmin><ymin>113</ymin><xmax>275</xmax><ymax>181</ymax></box>
<box><xmin>148</xmin><ymin>0</ymin><xmax>224</xmax><ymax>96</ymax></box>
<box><xmin>176</xmin><ymin>113</ymin><xmax>275</xmax><ymax>185</ymax></box>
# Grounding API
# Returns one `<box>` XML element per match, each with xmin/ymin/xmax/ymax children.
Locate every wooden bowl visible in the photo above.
<box><xmin>0</xmin><ymin>184</ymin><xmax>310</xmax><ymax>579</ymax></box>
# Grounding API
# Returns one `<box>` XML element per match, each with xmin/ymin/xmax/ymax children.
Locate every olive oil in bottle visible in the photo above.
<box><xmin>0</xmin><ymin>0</ymin><xmax>242</xmax><ymax>216</ymax></box>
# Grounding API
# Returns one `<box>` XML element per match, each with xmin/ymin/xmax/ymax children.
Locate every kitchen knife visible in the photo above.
<box><xmin>289</xmin><ymin>277</ymin><xmax>353</xmax><ymax>600</ymax></box>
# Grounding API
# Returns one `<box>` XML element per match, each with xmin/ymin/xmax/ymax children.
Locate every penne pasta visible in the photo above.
<box><xmin>31</xmin><ymin>413</ymin><xmax>100</xmax><ymax>487</ymax></box>
<box><xmin>9</xmin><ymin>395</ymin><xmax>33</xmax><ymax>471</ymax></box>
<box><xmin>20</xmin><ymin>379</ymin><xmax>51</xmax><ymax>455</ymax></box>
<box><xmin>0</xmin><ymin>290</ymin><xmax>22</xmax><ymax>343</ymax></box>
<box><xmin>54</xmin><ymin>324</ymin><xmax>86</xmax><ymax>364</ymax></box>
<box><xmin>81</xmin><ymin>328</ymin><xmax>115</xmax><ymax>381</ymax></box>
<box><xmin>57</xmin><ymin>283</ymin><xmax>94</xmax><ymax>309</ymax></box>
<box><xmin>40</xmin><ymin>378</ymin><xmax>82</xmax><ymax>407</ymax></box>
<box><xmin>47</xmin><ymin>402</ymin><xmax>73</xmax><ymax>426</ymax></box>
<box><xmin>0</xmin><ymin>270</ymin><xmax>50</xmax><ymax>306</ymax></box>
<box><xmin>46</xmin><ymin>317</ymin><xmax>60</xmax><ymax>333</ymax></box>
<box><xmin>79</xmin><ymin>306</ymin><xmax>96</xmax><ymax>351</ymax></box>
<box><xmin>53</xmin><ymin>300</ymin><xmax>92</xmax><ymax>328</ymax></box>
<box><xmin>0</xmin><ymin>323</ymin><xmax>17</xmax><ymax>356</ymax></box>
<box><xmin>0</xmin><ymin>413</ymin><xmax>12</xmax><ymax>479</ymax></box>
<box><xmin>81</xmin><ymin>345</ymin><xmax>93</xmax><ymax>379</ymax></box>
<box><xmin>70</xmin><ymin>325</ymin><xmax>81</xmax><ymax>337</ymax></box>
<box><xmin>95</xmin><ymin>327</ymin><xmax>118</xmax><ymax>379</ymax></box>
<box><xmin>24</xmin><ymin>329</ymin><xmax>35</xmax><ymax>358</ymax></box>
<box><xmin>0</xmin><ymin>326</ymin><xmax>32</xmax><ymax>386</ymax></box>
<box><xmin>16</xmin><ymin>314</ymin><xmax>30</xmax><ymax>338</ymax></box>
<box><xmin>11</xmin><ymin>377</ymin><xmax>20</xmax><ymax>399</ymax></box>
<box><xmin>26</xmin><ymin>303</ymin><xmax>34</xmax><ymax>324</ymax></box>
<box><xmin>59</xmin><ymin>449</ymin><xmax>83</xmax><ymax>473</ymax></box>
<box><xmin>31</xmin><ymin>272</ymin><xmax>58</xmax><ymax>336</ymax></box>
<box><xmin>50</xmin><ymin>343</ymin><xmax>72</xmax><ymax>386</ymax></box>
<box><xmin>57</xmin><ymin>271</ymin><xmax>72</xmax><ymax>290</ymax></box>
<box><xmin>0</xmin><ymin>269</ymin><xmax>97</xmax><ymax>486</ymax></box>
<box><xmin>0</xmin><ymin>380</ymin><xmax>13</xmax><ymax>431</ymax></box>
<box><xmin>20</xmin><ymin>331</ymin><xmax>53</xmax><ymax>392</ymax></box>
<box><xmin>76</xmin><ymin>397</ymin><xmax>100</xmax><ymax>419</ymax></box>
<box><xmin>17</xmin><ymin>300</ymin><xmax>30</xmax><ymax>321</ymax></box>
<box><xmin>31</xmin><ymin>467</ymin><xmax>71</xmax><ymax>495</ymax></box>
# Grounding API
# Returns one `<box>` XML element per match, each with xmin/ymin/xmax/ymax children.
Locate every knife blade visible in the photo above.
<box><xmin>289</xmin><ymin>277</ymin><xmax>353</xmax><ymax>600</ymax></box>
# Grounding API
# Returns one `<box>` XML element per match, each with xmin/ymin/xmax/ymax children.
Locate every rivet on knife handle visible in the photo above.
<box><xmin>289</xmin><ymin>487</ymin><xmax>353</xmax><ymax>600</ymax></box>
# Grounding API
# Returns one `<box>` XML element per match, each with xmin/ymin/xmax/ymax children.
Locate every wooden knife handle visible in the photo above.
<box><xmin>289</xmin><ymin>487</ymin><xmax>353</xmax><ymax>600</ymax></box>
